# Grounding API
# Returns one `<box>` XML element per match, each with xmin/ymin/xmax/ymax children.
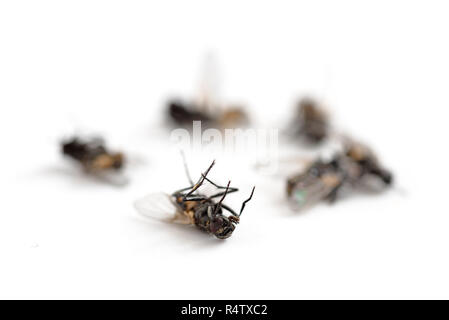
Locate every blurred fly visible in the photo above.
<box><xmin>289</xmin><ymin>97</ymin><xmax>330</xmax><ymax>144</ymax></box>
<box><xmin>62</xmin><ymin>136</ymin><xmax>125</xmax><ymax>172</ymax></box>
<box><xmin>287</xmin><ymin>139</ymin><xmax>393</xmax><ymax>209</ymax></box>
<box><xmin>167</xmin><ymin>100</ymin><xmax>248</xmax><ymax>129</ymax></box>
<box><xmin>166</xmin><ymin>54</ymin><xmax>249</xmax><ymax>129</ymax></box>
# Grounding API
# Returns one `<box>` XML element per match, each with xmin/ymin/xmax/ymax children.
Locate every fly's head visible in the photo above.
<box><xmin>62</xmin><ymin>138</ymin><xmax>86</xmax><ymax>160</ymax></box>
<box><xmin>207</xmin><ymin>205</ymin><xmax>238</xmax><ymax>240</ymax></box>
<box><xmin>110</xmin><ymin>152</ymin><xmax>124</xmax><ymax>170</ymax></box>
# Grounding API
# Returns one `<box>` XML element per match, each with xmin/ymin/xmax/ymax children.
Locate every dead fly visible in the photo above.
<box><xmin>134</xmin><ymin>161</ymin><xmax>255</xmax><ymax>239</ymax></box>
<box><xmin>166</xmin><ymin>54</ymin><xmax>249</xmax><ymax>129</ymax></box>
<box><xmin>62</xmin><ymin>136</ymin><xmax>124</xmax><ymax>172</ymax></box>
<box><xmin>167</xmin><ymin>100</ymin><xmax>248</xmax><ymax>129</ymax></box>
<box><xmin>289</xmin><ymin>97</ymin><xmax>330</xmax><ymax>144</ymax></box>
<box><xmin>287</xmin><ymin>140</ymin><xmax>393</xmax><ymax>210</ymax></box>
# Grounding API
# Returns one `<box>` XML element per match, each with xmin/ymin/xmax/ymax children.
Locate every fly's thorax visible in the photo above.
<box><xmin>177</xmin><ymin>197</ymin><xmax>209</xmax><ymax>212</ymax></box>
<box><xmin>192</xmin><ymin>203</ymin><xmax>215</xmax><ymax>229</ymax></box>
<box><xmin>192</xmin><ymin>203</ymin><xmax>237</xmax><ymax>239</ymax></box>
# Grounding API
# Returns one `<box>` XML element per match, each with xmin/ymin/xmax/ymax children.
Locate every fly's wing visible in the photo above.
<box><xmin>197</xmin><ymin>53</ymin><xmax>221</xmax><ymax>112</ymax></box>
<box><xmin>288</xmin><ymin>172</ymin><xmax>340</xmax><ymax>210</ymax></box>
<box><xmin>134</xmin><ymin>193</ymin><xmax>192</xmax><ymax>225</ymax></box>
<box><xmin>196</xmin><ymin>178</ymin><xmax>221</xmax><ymax>198</ymax></box>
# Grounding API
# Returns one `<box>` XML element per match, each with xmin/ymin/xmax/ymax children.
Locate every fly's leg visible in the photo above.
<box><xmin>175</xmin><ymin>177</ymin><xmax>238</xmax><ymax>201</ymax></box>
<box><xmin>172</xmin><ymin>161</ymin><xmax>216</xmax><ymax>197</ymax></box>
<box><xmin>239</xmin><ymin>186</ymin><xmax>255</xmax><ymax>216</ymax></box>
<box><xmin>201</xmin><ymin>175</ymin><xmax>239</xmax><ymax>193</ymax></box>
<box><xmin>183</xmin><ymin>160</ymin><xmax>215</xmax><ymax>200</ymax></box>
<box><xmin>180</xmin><ymin>150</ymin><xmax>194</xmax><ymax>186</ymax></box>
<box><xmin>221</xmin><ymin>186</ymin><xmax>255</xmax><ymax>218</ymax></box>
<box><xmin>207</xmin><ymin>188</ymin><xmax>239</xmax><ymax>200</ymax></box>
<box><xmin>221</xmin><ymin>204</ymin><xmax>239</xmax><ymax>217</ymax></box>
<box><xmin>181</xmin><ymin>195</ymin><xmax>209</xmax><ymax>201</ymax></box>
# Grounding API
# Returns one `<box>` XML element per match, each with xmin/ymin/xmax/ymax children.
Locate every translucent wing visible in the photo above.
<box><xmin>197</xmin><ymin>52</ymin><xmax>221</xmax><ymax>112</ymax></box>
<box><xmin>134</xmin><ymin>192</ymin><xmax>192</xmax><ymax>225</ymax></box>
<box><xmin>288</xmin><ymin>172</ymin><xmax>340</xmax><ymax>210</ymax></box>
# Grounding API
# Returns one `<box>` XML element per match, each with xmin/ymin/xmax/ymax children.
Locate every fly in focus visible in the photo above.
<box><xmin>287</xmin><ymin>139</ymin><xmax>393</xmax><ymax>209</ymax></box>
<box><xmin>134</xmin><ymin>160</ymin><xmax>255</xmax><ymax>239</ymax></box>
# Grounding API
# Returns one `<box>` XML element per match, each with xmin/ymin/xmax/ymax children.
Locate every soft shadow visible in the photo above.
<box><xmin>31</xmin><ymin>165</ymin><xmax>129</xmax><ymax>188</ymax></box>
<box><xmin>129</xmin><ymin>216</ymin><xmax>228</xmax><ymax>250</ymax></box>
<box><xmin>281</xmin><ymin>186</ymin><xmax>399</xmax><ymax>217</ymax></box>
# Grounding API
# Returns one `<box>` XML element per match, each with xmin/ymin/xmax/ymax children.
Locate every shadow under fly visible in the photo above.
<box><xmin>134</xmin><ymin>160</ymin><xmax>255</xmax><ymax>239</ymax></box>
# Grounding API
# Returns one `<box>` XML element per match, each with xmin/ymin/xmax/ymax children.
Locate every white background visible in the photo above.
<box><xmin>1</xmin><ymin>0</ymin><xmax>448</xmax><ymax>299</ymax></box>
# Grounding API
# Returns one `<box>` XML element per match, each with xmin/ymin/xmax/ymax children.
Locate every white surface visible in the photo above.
<box><xmin>1</xmin><ymin>1</ymin><xmax>448</xmax><ymax>299</ymax></box>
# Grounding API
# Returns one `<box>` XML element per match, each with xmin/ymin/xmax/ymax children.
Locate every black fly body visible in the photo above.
<box><xmin>135</xmin><ymin>160</ymin><xmax>255</xmax><ymax>239</ymax></box>
<box><xmin>61</xmin><ymin>136</ymin><xmax>125</xmax><ymax>172</ymax></box>
<box><xmin>167</xmin><ymin>100</ymin><xmax>214</xmax><ymax>127</ymax></box>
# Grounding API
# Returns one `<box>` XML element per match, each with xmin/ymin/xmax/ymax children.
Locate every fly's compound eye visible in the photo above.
<box><xmin>209</xmin><ymin>216</ymin><xmax>224</xmax><ymax>234</ymax></box>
